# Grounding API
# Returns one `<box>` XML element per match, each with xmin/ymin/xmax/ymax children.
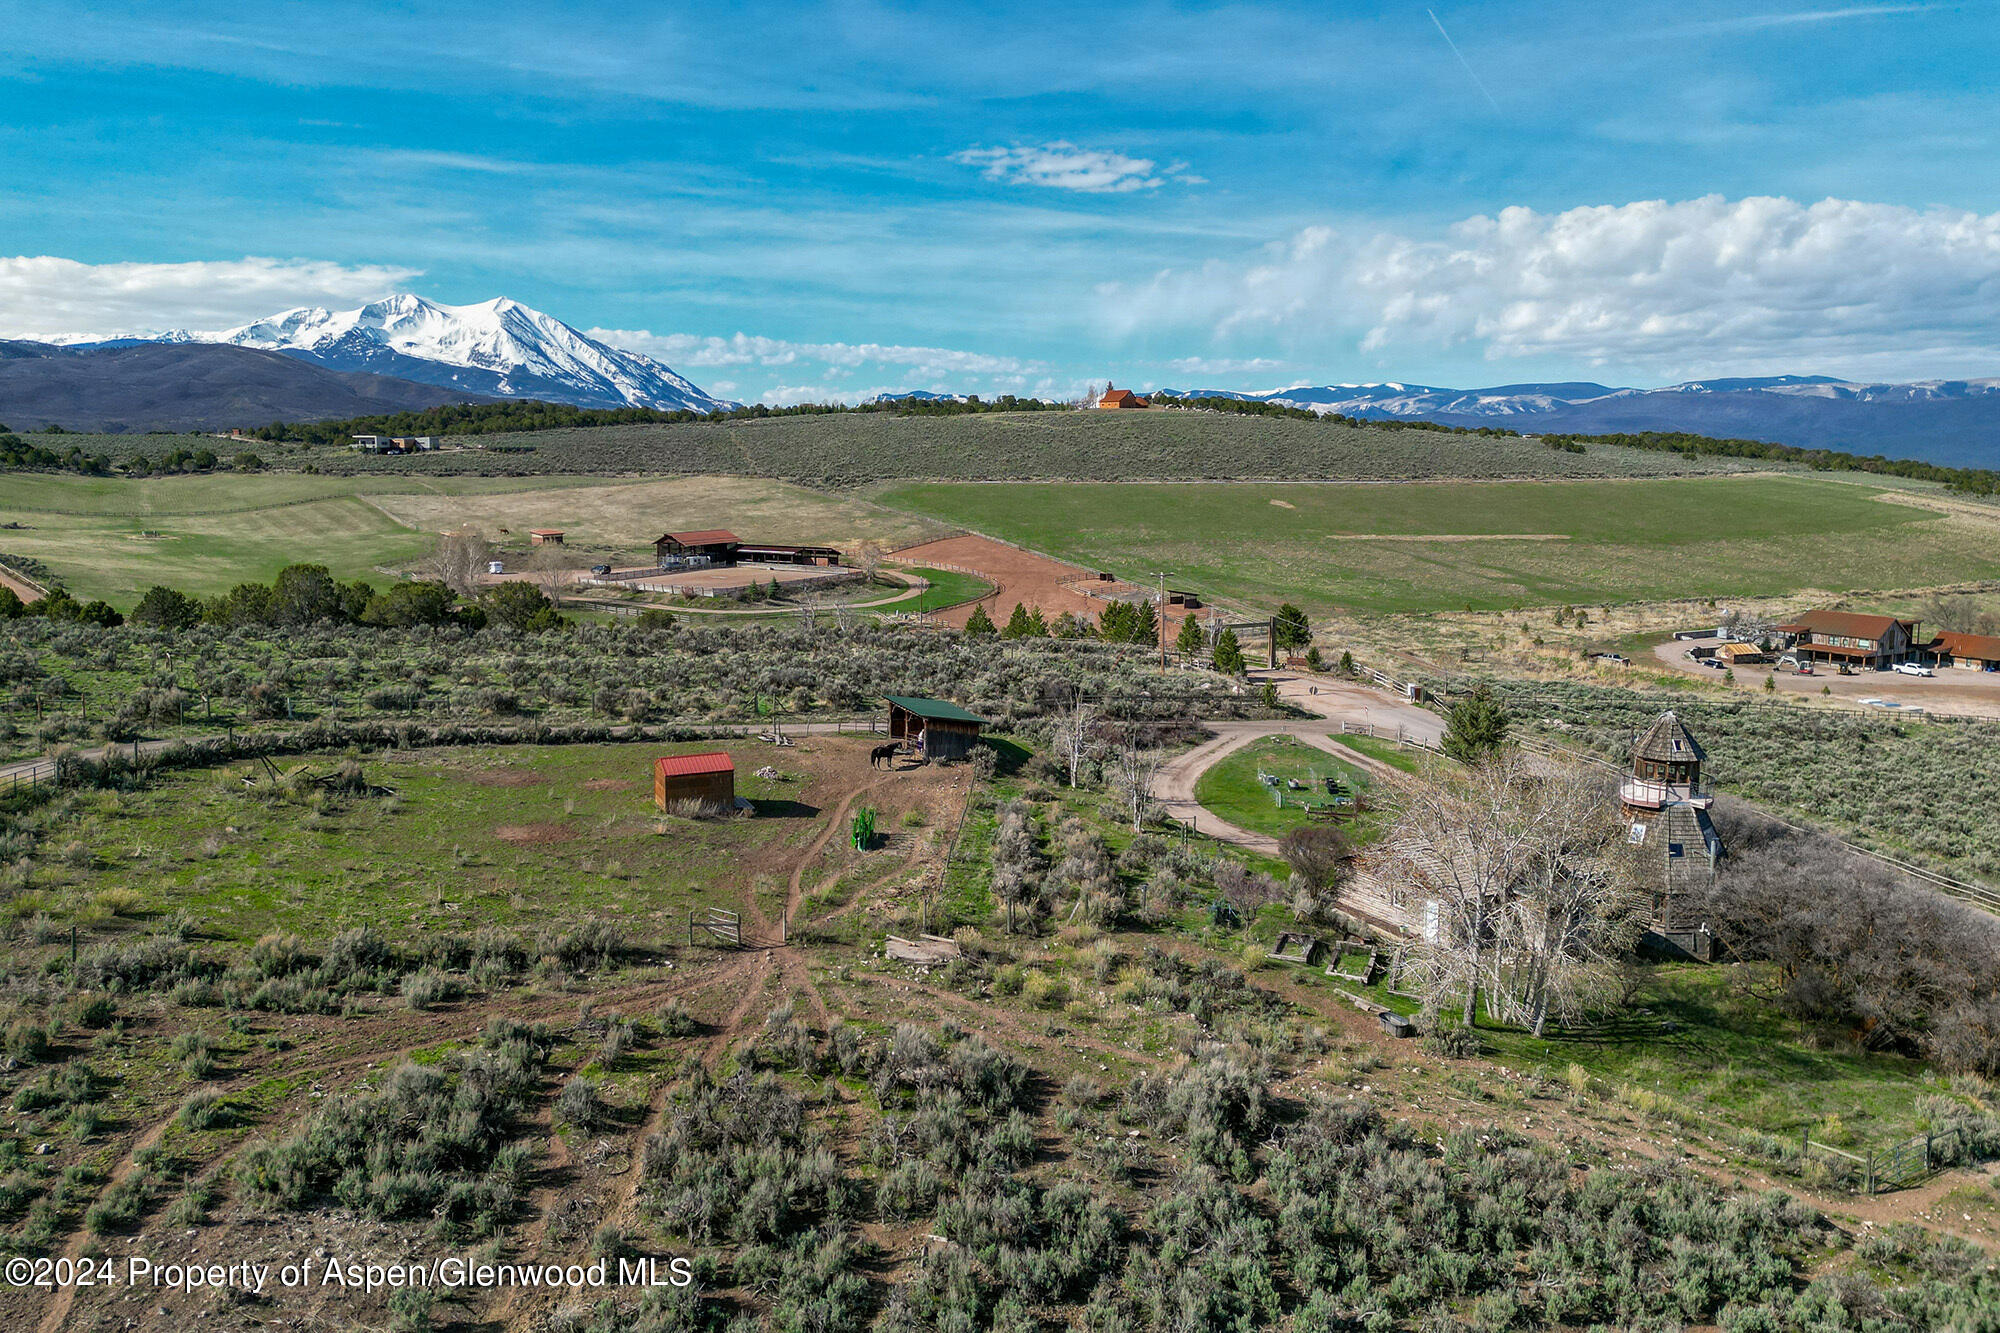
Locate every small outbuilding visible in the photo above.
<box><xmin>654</xmin><ymin>751</ymin><xmax>736</xmax><ymax>811</ymax></box>
<box><xmin>529</xmin><ymin>529</ymin><xmax>566</xmax><ymax>546</ymax></box>
<box><xmin>1934</xmin><ymin>630</ymin><xmax>2000</xmax><ymax>672</ymax></box>
<box><xmin>883</xmin><ymin>695</ymin><xmax>988</xmax><ymax>762</ymax></box>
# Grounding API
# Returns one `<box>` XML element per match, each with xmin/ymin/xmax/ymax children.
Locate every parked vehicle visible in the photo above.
<box><xmin>1795</xmin><ymin>663</ymin><xmax>1815</xmax><ymax>676</ymax></box>
<box><xmin>590</xmin><ymin>564</ymin><xmax>612</xmax><ymax>577</ymax></box>
<box><xmin>1892</xmin><ymin>662</ymin><xmax>1935</xmax><ymax>677</ymax></box>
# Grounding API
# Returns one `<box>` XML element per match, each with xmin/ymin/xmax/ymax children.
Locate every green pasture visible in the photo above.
<box><xmin>43</xmin><ymin>743</ymin><xmax>828</xmax><ymax>944</ymax></box>
<box><xmin>876</xmin><ymin>475</ymin><xmax>2000</xmax><ymax>615</ymax></box>
<box><xmin>1194</xmin><ymin>735</ymin><xmax>1382</xmax><ymax>842</ymax></box>
<box><xmin>1331</xmin><ymin>733</ymin><xmax>1424</xmax><ymax>773</ymax></box>
<box><xmin>0</xmin><ymin>471</ymin><xmax>936</xmax><ymax>607</ymax></box>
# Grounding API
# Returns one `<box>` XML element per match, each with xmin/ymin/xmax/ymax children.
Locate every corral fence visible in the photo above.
<box><xmin>1795</xmin><ymin>1124</ymin><xmax>1972</xmax><ymax>1194</ymax></box>
<box><xmin>1</xmin><ymin>759</ymin><xmax>59</xmax><ymax>798</ymax></box>
<box><xmin>0</xmin><ymin>560</ymin><xmax>49</xmax><ymax>599</ymax></box>
<box><xmin>574</xmin><ymin>567</ymin><xmax>864</xmax><ymax>598</ymax></box>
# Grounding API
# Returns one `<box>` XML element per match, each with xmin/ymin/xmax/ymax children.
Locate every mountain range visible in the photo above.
<box><xmin>1155</xmin><ymin>377</ymin><xmax>2000</xmax><ymax>468</ymax></box>
<box><xmin>7</xmin><ymin>289</ymin><xmax>1998</xmax><ymax>468</ymax></box>
<box><xmin>0</xmin><ymin>339</ymin><xmax>497</xmax><ymax>434</ymax></box>
<box><xmin>13</xmin><ymin>294</ymin><xmax>733</xmax><ymax>430</ymax></box>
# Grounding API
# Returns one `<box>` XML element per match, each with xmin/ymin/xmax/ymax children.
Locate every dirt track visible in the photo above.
<box><xmin>1151</xmin><ymin>667</ymin><xmax>1444</xmax><ymax>855</ymax></box>
<box><xmin>895</xmin><ymin>533</ymin><xmax>1200</xmax><ymax>631</ymax></box>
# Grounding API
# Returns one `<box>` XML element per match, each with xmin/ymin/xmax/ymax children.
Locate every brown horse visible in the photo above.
<box><xmin>869</xmin><ymin>742</ymin><xmax>902</xmax><ymax>769</ymax></box>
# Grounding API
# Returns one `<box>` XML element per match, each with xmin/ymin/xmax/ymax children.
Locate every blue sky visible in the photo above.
<box><xmin>2</xmin><ymin>1</ymin><xmax>1997</xmax><ymax>402</ymax></box>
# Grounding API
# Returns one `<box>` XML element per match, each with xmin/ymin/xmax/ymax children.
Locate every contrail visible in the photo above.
<box><xmin>1428</xmin><ymin>8</ymin><xmax>1502</xmax><ymax>113</ymax></box>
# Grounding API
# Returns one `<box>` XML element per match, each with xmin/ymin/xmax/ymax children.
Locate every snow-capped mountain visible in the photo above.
<box><xmin>185</xmin><ymin>294</ymin><xmax>734</xmax><ymax>413</ymax></box>
<box><xmin>1154</xmin><ymin>377</ymin><xmax>2000</xmax><ymax>467</ymax></box>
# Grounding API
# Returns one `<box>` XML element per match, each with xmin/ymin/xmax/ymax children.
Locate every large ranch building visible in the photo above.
<box><xmin>651</xmin><ymin>529</ymin><xmax>842</xmax><ymax>569</ymax></box>
<box><xmin>1776</xmin><ymin>610</ymin><xmax>1921</xmax><ymax>668</ymax></box>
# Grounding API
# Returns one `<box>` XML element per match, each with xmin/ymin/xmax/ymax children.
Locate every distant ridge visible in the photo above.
<box><xmin>0</xmin><ymin>340</ymin><xmax>495</xmax><ymax>433</ymax></box>
<box><xmin>1154</xmin><ymin>377</ymin><xmax>2000</xmax><ymax>468</ymax></box>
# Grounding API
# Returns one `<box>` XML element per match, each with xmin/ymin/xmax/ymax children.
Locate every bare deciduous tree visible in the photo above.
<box><xmin>420</xmin><ymin>528</ymin><xmax>491</xmax><ymax>598</ymax></box>
<box><xmin>1049</xmin><ymin>698</ymin><xmax>1100</xmax><ymax>788</ymax></box>
<box><xmin>525</xmin><ymin>544</ymin><xmax>574</xmax><ymax>608</ymax></box>
<box><xmin>1368</xmin><ymin>752</ymin><xmax>1642</xmax><ymax>1034</ymax></box>
<box><xmin>1108</xmin><ymin>740</ymin><xmax>1164</xmax><ymax>832</ymax></box>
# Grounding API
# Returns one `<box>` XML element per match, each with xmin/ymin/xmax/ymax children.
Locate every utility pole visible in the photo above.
<box><xmin>1150</xmin><ymin>571</ymin><xmax>1172</xmax><ymax>673</ymax></box>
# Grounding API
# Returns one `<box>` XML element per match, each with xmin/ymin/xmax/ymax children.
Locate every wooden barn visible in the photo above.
<box><xmin>654</xmin><ymin>752</ymin><xmax>736</xmax><ymax>810</ymax></box>
<box><xmin>884</xmin><ymin>695</ymin><xmax>988</xmax><ymax>762</ymax></box>
<box><xmin>652</xmin><ymin>529</ymin><xmax>741</xmax><ymax>567</ymax></box>
<box><xmin>528</xmin><ymin>529</ymin><xmax>566</xmax><ymax>546</ymax></box>
<box><xmin>1095</xmin><ymin>382</ymin><xmax>1149</xmax><ymax>410</ymax></box>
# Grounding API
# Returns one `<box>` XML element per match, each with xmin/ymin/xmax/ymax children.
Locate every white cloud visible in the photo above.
<box><xmin>1166</xmin><ymin>355</ymin><xmax>1290</xmax><ymax>378</ymax></box>
<box><xmin>949</xmin><ymin>142</ymin><xmax>1196</xmax><ymax>194</ymax></box>
<box><xmin>1110</xmin><ymin>195</ymin><xmax>2000</xmax><ymax>378</ymax></box>
<box><xmin>589</xmin><ymin>328</ymin><xmax>1048</xmax><ymax>402</ymax></box>
<box><xmin>0</xmin><ymin>255</ymin><xmax>423</xmax><ymax>341</ymax></box>
<box><xmin>1669</xmin><ymin>5</ymin><xmax>1933</xmax><ymax>35</ymax></box>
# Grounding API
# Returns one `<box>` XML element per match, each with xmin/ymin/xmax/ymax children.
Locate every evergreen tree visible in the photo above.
<box><xmin>1131</xmin><ymin>599</ymin><xmax>1159</xmax><ymax>647</ymax></box>
<box><xmin>1213</xmin><ymin>627</ymin><xmax>1245</xmax><ymax>675</ymax></box>
<box><xmin>1002</xmin><ymin>602</ymin><xmax>1036</xmax><ymax>639</ymax></box>
<box><xmin>1027</xmin><ymin>606</ymin><xmax>1049</xmax><ymax>637</ymax></box>
<box><xmin>1175</xmin><ymin>615</ymin><xmax>1206</xmax><ymax>657</ymax></box>
<box><xmin>964</xmin><ymin>604</ymin><xmax>998</xmax><ymax>637</ymax></box>
<box><xmin>129</xmin><ymin>585</ymin><xmax>202</xmax><ymax>630</ymax></box>
<box><xmin>1099</xmin><ymin>602</ymin><xmax>1136</xmax><ymax>642</ymax></box>
<box><xmin>1273</xmin><ymin>603</ymin><xmax>1311</xmax><ymax>650</ymax></box>
<box><xmin>1441</xmin><ymin>687</ymin><xmax>1510</xmax><ymax>765</ymax></box>
<box><xmin>1337</xmin><ymin>650</ymin><xmax>1355</xmax><ymax>676</ymax></box>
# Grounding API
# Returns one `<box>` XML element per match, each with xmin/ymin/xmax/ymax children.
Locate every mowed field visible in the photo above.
<box><xmin>877</xmin><ymin>474</ymin><xmax>2000</xmax><ymax>614</ymax></box>
<box><xmin>0</xmin><ymin>472</ymin><xmax>939</xmax><ymax>605</ymax></box>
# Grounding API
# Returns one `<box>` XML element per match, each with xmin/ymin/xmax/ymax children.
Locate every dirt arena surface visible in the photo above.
<box><xmin>897</xmin><ymin>533</ymin><xmax>1199</xmax><ymax>630</ymax></box>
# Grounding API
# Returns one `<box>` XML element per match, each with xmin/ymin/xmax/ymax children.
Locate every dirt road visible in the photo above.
<box><xmin>1149</xmin><ymin>666</ymin><xmax>1442</xmax><ymax>902</ymax></box>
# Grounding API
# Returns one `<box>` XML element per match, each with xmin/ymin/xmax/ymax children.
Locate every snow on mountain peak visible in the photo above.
<box><xmin>203</xmin><ymin>293</ymin><xmax>733</xmax><ymax>412</ymax></box>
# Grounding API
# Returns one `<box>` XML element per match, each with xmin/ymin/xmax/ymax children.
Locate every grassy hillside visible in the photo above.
<box><xmin>0</xmin><ymin>472</ymin><xmax>937</xmax><ymax>605</ymax></box>
<box><xmin>877</xmin><ymin>474</ymin><xmax>2000</xmax><ymax>614</ymax></box>
<box><xmin>50</xmin><ymin>410</ymin><xmax>1765</xmax><ymax>482</ymax></box>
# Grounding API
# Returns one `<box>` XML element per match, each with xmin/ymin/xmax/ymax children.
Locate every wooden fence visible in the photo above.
<box><xmin>1</xmin><ymin>759</ymin><xmax>58</xmax><ymax>799</ymax></box>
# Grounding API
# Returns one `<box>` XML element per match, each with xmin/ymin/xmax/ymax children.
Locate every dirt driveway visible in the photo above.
<box><xmin>895</xmin><ymin>533</ymin><xmax>1200</xmax><ymax>631</ymax></box>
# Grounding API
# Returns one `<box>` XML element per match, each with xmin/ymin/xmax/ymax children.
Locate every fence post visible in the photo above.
<box><xmin>1924</xmin><ymin>1132</ymin><xmax>1933</xmax><ymax>1172</ymax></box>
<box><xmin>1865</xmin><ymin>1153</ymin><xmax>1874</xmax><ymax>1194</ymax></box>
